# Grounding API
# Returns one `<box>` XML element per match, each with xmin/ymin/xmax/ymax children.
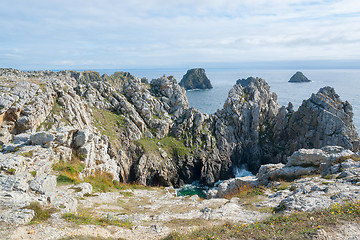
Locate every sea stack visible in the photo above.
<box><xmin>289</xmin><ymin>71</ymin><xmax>311</xmax><ymax>83</ymax></box>
<box><xmin>179</xmin><ymin>68</ymin><xmax>213</xmax><ymax>90</ymax></box>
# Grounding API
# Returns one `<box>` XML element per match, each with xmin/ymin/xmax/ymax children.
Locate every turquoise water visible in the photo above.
<box><xmin>99</xmin><ymin>68</ymin><xmax>360</xmax><ymax>132</ymax></box>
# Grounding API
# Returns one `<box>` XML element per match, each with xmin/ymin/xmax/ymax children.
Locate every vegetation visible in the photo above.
<box><xmin>21</xmin><ymin>151</ymin><xmax>34</xmax><ymax>158</ymax></box>
<box><xmin>333</xmin><ymin>155</ymin><xmax>360</xmax><ymax>165</ymax></box>
<box><xmin>83</xmin><ymin>171</ymin><xmax>121</xmax><ymax>192</ymax></box>
<box><xmin>63</xmin><ymin>208</ymin><xmax>133</xmax><ymax>229</ymax></box>
<box><xmin>161</xmin><ymin>201</ymin><xmax>360</xmax><ymax>240</ymax></box>
<box><xmin>53</xmin><ymin>155</ymin><xmax>85</xmax><ymax>185</ymax></box>
<box><xmin>137</xmin><ymin>136</ymin><xmax>191</xmax><ymax>157</ymax></box>
<box><xmin>5</xmin><ymin>168</ymin><xmax>16</xmax><ymax>175</ymax></box>
<box><xmin>23</xmin><ymin>202</ymin><xmax>58</xmax><ymax>224</ymax></box>
<box><xmin>92</xmin><ymin>108</ymin><xmax>125</xmax><ymax>140</ymax></box>
<box><xmin>60</xmin><ymin>237</ymin><xmax>119</xmax><ymax>240</ymax></box>
<box><xmin>222</xmin><ymin>184</ymin><xmax>265</xmax><ymax>200</ymax></box>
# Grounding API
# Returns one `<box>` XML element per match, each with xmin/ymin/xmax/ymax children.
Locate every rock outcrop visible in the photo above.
<box><xmin>0</xmin><ymin>68</ymin><xmax>360</xmax><ymax>234</ymax></box>
<box><xmin>0</xmin><ymin>68</ymin><xmax>358</xmax><ymax>191</ymax></box>
<box><xmin>288</xmin><ymin>71</ymin><xmax>311</xmax><ymax>82</ymax></box>
<box><xmin>179</xmin><ymin>68</ymin><xmax>213</xmax><ymax>90</ymax></box>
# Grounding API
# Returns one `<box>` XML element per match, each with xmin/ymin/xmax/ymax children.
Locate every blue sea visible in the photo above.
<box><xmin>97</xmin><ymin>69</ymin><xmax>360</xmax><ymax>132</ymax></box>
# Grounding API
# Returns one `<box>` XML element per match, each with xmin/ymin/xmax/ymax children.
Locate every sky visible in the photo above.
<box><xmin>1</xmin><ymin>0</ymin><xmax>360</xmax><ymax>70</ymax></box>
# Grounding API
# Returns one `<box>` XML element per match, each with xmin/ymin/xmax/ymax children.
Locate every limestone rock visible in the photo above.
<box><xmin>179</xmin><ymin>68</ymin><xmax>213</xmax><ymax>90</ymax></box>
<box><xmin>29</xmin><ymin>174</ymin><xmax>57</xmax><ymax>194</ymax></box>
<box><xmin>30</xmin><ymin>132</ymin><xmax>55</xmax><ymax>147</ymax></box>
<box><xmin>288</xmin><ymin>71</ymin><xmax>311</xmax><ymax>82</ymax></box>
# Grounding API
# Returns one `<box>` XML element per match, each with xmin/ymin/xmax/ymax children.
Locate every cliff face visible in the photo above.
<box><xmin>0</xmin><ymin>68</ymin><xmax>358</xmax><ymax>191</ymax></box>
<box><xmin>179</xmin><ymin>68</ymin><xmax>213</xmax><ymax>90</ymax></box>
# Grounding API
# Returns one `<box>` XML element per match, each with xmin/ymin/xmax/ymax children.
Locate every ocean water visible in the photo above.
<box><xmin>98</xmin><ymin>69</ymin><xmax>360</xmax><ymax>132</ymax></box>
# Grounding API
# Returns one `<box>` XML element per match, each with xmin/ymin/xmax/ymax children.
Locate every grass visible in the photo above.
<box><xmin>5</xmin><ymin>168</ymin><xmax>16</xmax><ymax>175</ymax></box>
<box><xmin>60</xmin><ymin>237</ymin><xmax>120</xmax><ymax>240</ymax></box>
<box><xmin>21</xmin><ymin>151</ymin><xmax>34</xmax><ymax>158</ymax></box>
<box><xmin>63</xmin><ymin>208</ymin><xmax>133</xmax><ymax>229</ymax></box>
<box><xmin>222</xmin><ymin>184</ymin><xmax>265</xmax><ymax>200</ymax></box>
<box><xmin>83</xmin><ymin>171</ymin><xmax>121</xmax><ymax>192</ymax></box>
<box><xmin>161</xmin><ymin>201</ymin><xmax>360</xmax><ymax>240</ymax></box>
<box><xmin>92</xmin><ymin>108</ymin><xmax>125</xmax><ymax>140</ymax></box>
<box><xmin>53</xmin><ymin>155</ymin><xmax>85</xmax><ymax>185</ymax></box>
<box><xmin>333</xmin><ymin>155</ymin><xmax>360</xmax><ymax>165</ymax></box>
<box><xmin>23</xmin><ymin>202</ymin><xmax>58</xmax><ymax>224</ymax></box>
<box><xmin>137</xmin><ymin>136</ymin><xmax>191</xmax><ymax>157</ymax></box>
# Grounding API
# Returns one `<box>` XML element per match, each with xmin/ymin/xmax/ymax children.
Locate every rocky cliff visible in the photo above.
<box><xmin>179</xmin><ymin>68</ymin><xmax>213</xmax><ymax>90</ymax></box>
<box><xmin>0</xmin><ymin>68</ymin><xmax>358</xmax><ymax>192</ymax></box>
<box><xmin>1</xmin><ymin>68</ymin><xmax>360</xmax><ymax>232</ymax></box>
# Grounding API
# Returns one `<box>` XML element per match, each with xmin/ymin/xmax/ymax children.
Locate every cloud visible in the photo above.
<box><xmin>0</xmin><ymin>0</ymin><xmax>360</xmax><ymax>69</ymax></box>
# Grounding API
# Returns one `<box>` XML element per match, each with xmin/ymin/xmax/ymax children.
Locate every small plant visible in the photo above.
<box><xmin>30</xmin><ymin>171</ymin><xmax>37</xmax><ymax>177</ymax></box>
<box><xmin>21</xmin><ymin>151</ymin><xmax>34</xmax><ymax>158</ymax></box>
<box><xmin>22</xmin><ymin>201</ymin><xmax>58</xmax><ymax>223</ymax></box>
<box><xmin>6</xmin><ymin>168</ymin><xmax>16</xmax><ymax>175</ymax></box>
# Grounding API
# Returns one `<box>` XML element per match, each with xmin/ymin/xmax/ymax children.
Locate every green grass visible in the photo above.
<box><xmin>161</xmin><ymin>201</ymin><xmax>360</xmax><ymax>240</ymax></box>
<box><xmin>83</xmin><ymin>171</ymin><xmax>121</xmax><ymax>192</ymax></box>
<box><xmin>21</xmin><ymin>151</ymin><xmax>34</xmax><ymax>158</ymax></box>
<box><xmin>53</xmin><ymin>156</ymin><xmax>85</xmax><ymax>185</ymax></box>
<box><xmin>23</xmin><ymin>202</ymin><xmax>58</xmax><ymax>224</ymax></box>
<box><xmin>63</xmin><ymin>208</ymin><xmax>133</xmax><ymax>229</ymax></box>
<box><xmin>92</xmin><ymin>108</ymin><xmax>125</xmax><ymax>140</ymax></box>
<box><xmin>137</xmin><ymin>136</ymin><xmax>190</xmax><ymax>157</ymax></box>
<box><xmin>5</xmin><ymin>168</ymin><xmax>16</xmax><ymax>175</ymax></box>
<box><xmin>222</xmin><ymin>184</ymin><xmax>265</xmax><ymax>200</ymax></box>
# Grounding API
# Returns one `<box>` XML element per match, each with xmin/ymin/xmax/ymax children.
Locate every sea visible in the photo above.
<box><xmin>97</xmin><ymin>68</ymin><xmax>360</xmax><ymax>132</ymax></box>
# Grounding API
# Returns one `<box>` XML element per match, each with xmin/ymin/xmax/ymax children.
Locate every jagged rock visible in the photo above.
<box><xmin>273</xmin><ymin>87</ymin><xmax>359</xmax><ymax>163</ymax></box>
<box><xmin>0</xmin><ymin>68</ymin><xmax>359</xmax><ymax>190</ymax></box>
<box><xmin>73</xmin><ymin>183</ymin><xmax>93</xmax><ymax>197</ymax></box>
<box><xmin>288</xmin><ymin>71</ymin><xmax>311</xmax><ymax>82</ymax></box>
<box><xmin>179</xmin><ymin>68</ymin><xmax>213</xmax><ymax>90</ymax></box>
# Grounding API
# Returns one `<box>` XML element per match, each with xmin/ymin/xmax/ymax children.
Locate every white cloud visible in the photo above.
<box><xmin>0</xmin><ymin>0</ymin><xmax>360</xmax><ymax>69</ymax></box>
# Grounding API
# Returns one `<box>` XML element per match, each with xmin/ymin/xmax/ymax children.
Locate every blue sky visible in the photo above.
<box><xmin>1</xmin><ymin>0</ymin><xmax>360</xmax><ymax>70</ymax></box>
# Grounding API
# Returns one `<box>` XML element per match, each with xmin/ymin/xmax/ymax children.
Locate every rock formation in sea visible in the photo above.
<box><xmin>288</xmin><ymin>71</ymin><xmax>311</xmax><ymax>82</ymax></box>
<box><xmin>179</xmin><ymin>68</ymin><xmax>213</xmax><ymax>90</ymax></box>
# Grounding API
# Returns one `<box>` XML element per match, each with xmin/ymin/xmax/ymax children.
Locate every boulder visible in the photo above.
<box><xmin>179</xmin><ymin>68</ymin><xmax>213</xmax><ymax>90</ymax></box>
<box><xmin>29</xmin><ymin>174</ymin><xmax>57</xmax><ymax>194</ymax></box>
<box><xmin>30</xmin><ymin>132</ymin><xmax>55</xmax><ymax>147</ymax></box>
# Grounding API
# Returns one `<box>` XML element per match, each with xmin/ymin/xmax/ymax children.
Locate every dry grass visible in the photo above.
<box><xmin>161</xmin><ymin>201</ymin><xmax>360</xmax><ymax>240</ymax></box>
